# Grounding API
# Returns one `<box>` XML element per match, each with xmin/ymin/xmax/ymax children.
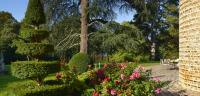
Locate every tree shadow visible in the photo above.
<box><xmin>157</xmin><ymin>90</ymin><xmax>186</xmax><ymax>96</ymax></box>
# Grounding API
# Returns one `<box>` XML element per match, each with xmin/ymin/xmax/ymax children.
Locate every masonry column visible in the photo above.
<box><xmin>179</xmin><ymin>0</ymin><xmax>200</xmax><ymax>91</ymax></box>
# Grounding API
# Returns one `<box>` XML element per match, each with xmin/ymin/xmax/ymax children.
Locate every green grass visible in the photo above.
<box><xmin>0</xmin><ymin>65</ymin><xmax>58</xmax><ymax>92</ymax></box>
<box><xmin>139</xmin><ymin>62</ymin><xmax>160</xmax><ymax>67</ymax></box>
<box><xmin>0</xmin><ymin>65</ymin><xmax>21</xmax><ymax>92</ymax></box>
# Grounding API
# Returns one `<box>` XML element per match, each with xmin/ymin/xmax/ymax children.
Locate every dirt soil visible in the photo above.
<box><xmin>146</xmin><ymin>65</ymin><xmax>200</xmax><ymax>96</ymax></box>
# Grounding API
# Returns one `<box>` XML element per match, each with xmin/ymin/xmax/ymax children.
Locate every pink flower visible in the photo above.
<box><xmin>119</xmin><ymin>63</ymin><xmax>127</xmax><ymax>69</ymax></box>
<box><xmin>103</xmin><ymin>64</ymin><xmax>108</xmax><ymax>68</ymax></box>
<box><xmin>92</xmin><ymin>91</ymin><xmax>100</xmax><ymax>96</ymax></box>
<box><xmin>129</xmin><ymin>71</ymin><xmax>141</xmax><ymax>80</ymax></box>
<box><xmin>103</xmin><ymin>76</ymin><xmax>110</xmax><ymax>82</ymax></box>
<box><xmin>155</xmin><ymin>88</ymin><xmax>161</xmax><ymax>94</ymax></box>
<box><xmin>133</xmin><ymin>71</ymin><xmax>140</xmax><ymax>78</ymax></box>
<box><xmin>110</xmin><ymin>89</ymin><xmax>117</xmax><ymax>96</ymax></box>
<box><xmin>120</xmin><ymin>74</ymin><xmax>125</xmax><ymax>80</ymax></box>
<box><xmin>114</xmin><ymin>80</ymin><xmax>120</xmax><ymax>85</ymax></box>
<box><xmin>152</xmin><ymin>77</ymin><xmax>160</xmax><ymax>82</ymax></box>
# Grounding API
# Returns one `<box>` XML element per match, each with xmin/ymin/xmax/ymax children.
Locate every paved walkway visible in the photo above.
<box><xmin>146</xmin><ymin>65</ymin><xmax>200</xmax><ymax>96</ymax></box>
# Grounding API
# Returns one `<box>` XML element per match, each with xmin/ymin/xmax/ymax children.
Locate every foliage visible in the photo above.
<box><xmin>1</xmin><ymin>80</ymin><xmax>68</xmax><ymax>96</ymax></box>
<box><xmin>110</xmin><ymin>51</ymin><xmax>133</xmax><ymax>63</ymax></box>
<box><xmin>15</xmin><ymin>43</ymin><xmax>54</xmax><ymax>57</ymax></box>
<box><xmin>80</xmin><ymin>63</ymin><xmax>165</xmax><ymax>96</ymax></box>
<box><xmin>11</xmin><ymin>0</ymin><xmax>57</xmax><ymax>86</ymax></box>
<box><xmin>158</xmin><ymin>0</ymin><xmax>179</xmax><ymax>59</ymax></box>
<box><xmin>24</xmin><ymin>0</ymin><xmax>45</xmax><ymax>26</ymax></box>
<box><xmin>0</xmin><ymin>11</ymin><xmax>20</xmax><ymax>64</ymax></box>
<box><xmin>48</xmin><ymin>16</ymin><xmax>80</xmax><ymax>58</ymax></box>
<box><xmin>68</xmin><ymin>53</ymin><xmax>90</xmax><ymax>74</ymax></box>
<box><xmin>20</xmin><ymin>29</ymin><xmax>49</xmax><ymax>42</ymax></box>
<box><xmin>121</xmin><ymin>0</ymin><xmax>179</xmax><ymax>60</ymax></box>
<box><xmin>11</xmin><ymin>61</ymin><xmax>59</xmax><ymax>79</ymax></box>
<box><xmin>89</xmin><ymin>22</ymin><xmax>145</xmax><ymax>61</ymax></box>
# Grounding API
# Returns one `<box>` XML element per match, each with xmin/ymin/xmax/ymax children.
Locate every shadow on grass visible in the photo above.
<box><xmin>0</xmin><ymin>65</ymin><xmax>21</xmax><ymax>91</ymax></box>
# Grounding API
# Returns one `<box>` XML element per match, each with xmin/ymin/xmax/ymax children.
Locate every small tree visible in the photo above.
<box><xmin>11</xmin><ymin>0</ymin><xmax>59</xmax><ymax>85</ymax></box>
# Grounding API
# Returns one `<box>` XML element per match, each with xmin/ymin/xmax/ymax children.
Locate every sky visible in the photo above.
<box><xmin>0</xmin><ymin>0</ymin><xmax>133</xmax><ymax>23</ymax></box>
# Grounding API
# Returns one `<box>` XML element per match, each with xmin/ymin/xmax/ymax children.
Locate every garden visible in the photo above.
<box><xmin>0</xmin><ymin>0</ymin><xmax>182</xmax><ymax>96</ymax></box>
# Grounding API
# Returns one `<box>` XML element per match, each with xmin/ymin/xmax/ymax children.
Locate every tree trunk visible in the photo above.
<box><xmin>80</xmin><ymin>0</ymin><xmax>89</xmax><ymax>53</ymax></box>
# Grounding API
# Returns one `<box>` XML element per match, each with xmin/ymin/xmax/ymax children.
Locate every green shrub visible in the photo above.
<box><xmin>10</xmin><ymin>0</ymin><xmax>56</xmax><ymax>86</ymax></box>
<box><xmin>111</xmin><ymin>51</ymin><xmax>133</xmax><ymax>63</ymax></box>
<box><xmin>81</xmin><ymin>63</ymin><xmax>165</xmax><ymax>96</ymax></box>
<box><xmin>68</xmin><ymin>53</ymin><xmax>90</xmax><ymax>74</ymax></box>
<box><xmin>16</xmin><ymin>43</ymin><xmax>54</xmax><ymax>57</ymax></box>
<box><xmin>24</xmin><ymin>0</ymin><xmax>45</xmax><ymax>26</ymax></box>
<box><xmin>20</xmin><ymin>29</ymin><xmax>49</xmax><ymax>42</ymax></box>
<box><xmin>11</xmin><ymin>61</ymin><xmax>60</xmax><ymax>80</ymax></box>
<box><xmin>133</xmin><ymin>54</ymin><xmax>150</xmax><ymax>63</ymax></box>
<box><xmin>1</xmin><ymin>81</ymin><xmax>68</xmax><ymax>96</ymax></box>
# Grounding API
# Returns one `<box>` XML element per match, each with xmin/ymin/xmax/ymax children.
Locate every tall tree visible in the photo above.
<box><xmin>0</xmin><ymin>11</ymin><xmax>19</xmax><ymax>73</ymax></box>
<box><xmin>158</xmin><ymin>0</ymin><xmax>179</xmax><ymax>59</ymax></box>
<box><xmin>12</xmin><ymin>0</ymin><xmax>59</xmax><ymax>85</ymax></box>
<box><xmin>80</xmin><ymin>0</ymin><xmax>89</xmax><ymax>53</ymax></box>
<box><xmin>42</xmin><ymin>0</ymin><xmax>119</xmax><ymax>54</ymax></box>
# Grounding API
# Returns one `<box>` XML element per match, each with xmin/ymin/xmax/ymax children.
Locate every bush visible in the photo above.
<box><xmin>111</xmin><ymin>51</ymin><xmax>133</xmax><ymax>63</ymax></box>
<box><xmin>16</xmin><ymin>43</ymin><xmax>54</xmax><ymax>57</ymax></box>
<box><xmin>133</xmin><ymin>54</ymin><xmax>150</xmax><ymax>63</ymax></box>
<box><xmin>68</xmin><ymin>53</ymin><xmax>90</xmax><ymax>74</ymax></box>
<box><xmin>81</xmin><ymin>63</ymin><xmax>165</xmax><ymax>96</ymax></box>
<box><xmin>1</xmin><ymin>81</ymin><xmax>68</xmax><ymax>96</ymax></box>
<box><xmin>20</xmin><ymin>29</ymin><xmax>49</xmax><ymax>42</ymax></box>
<box><xmin>11</xmin><ymin>61</ymin><xmax>60</xmax><ymax>79</ymax></box>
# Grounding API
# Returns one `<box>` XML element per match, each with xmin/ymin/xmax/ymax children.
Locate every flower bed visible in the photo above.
<box><xmin>78</xmin><ymin>63</ymin><xmax>165</xmax><ymax>96</ymax></box>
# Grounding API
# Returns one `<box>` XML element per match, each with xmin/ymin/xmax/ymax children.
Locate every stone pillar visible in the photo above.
<box><xmin>179</xmin><ymin>0</ymin><xmax>200</xmax><ymax>91</ymax></box>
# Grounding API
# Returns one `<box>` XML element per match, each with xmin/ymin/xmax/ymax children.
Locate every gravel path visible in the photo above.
<box><xmin>146</xmin><ymin>64</ymin><xmax>200</xmax><ymax>96</ymax></box>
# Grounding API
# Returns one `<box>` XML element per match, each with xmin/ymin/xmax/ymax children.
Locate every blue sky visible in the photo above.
<box><xmin>0</xmin><ymin>0</ymin><xmax>133</xmax><ymax>23</ymax></box>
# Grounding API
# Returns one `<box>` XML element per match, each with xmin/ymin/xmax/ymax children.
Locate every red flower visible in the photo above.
<box><xmin>92</xmin><ymin>91</ymin><xmax>100</xmax><ymax>96</ymax></box>
<box><xmin>115</xmin><ymin>80</ymin><xmax>120</xmax><ymax>85</ymax></box>
<box><xmin>96</xmin><ymin>69</ymin><xmax>105</xmax><ymax>79</ymax></box>
<box><xmin>103</xmin><ymin>76</ymin><xmax>110</xmax><ymax>82</ymax></box>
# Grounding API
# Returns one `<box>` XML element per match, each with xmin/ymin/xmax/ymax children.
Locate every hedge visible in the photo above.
<box><xmin>11</xmin><ymin>61</ymin><xmax>60</xmax><ymax>79</ymax></box>
<box><xmin>16</xmin><ymin>43</ymin><xmax>54</xmax><ymax>57</ymax></box>
<box><xmin>1</xmin><ymin>81</ymin><xmax>69</xmax><ymax>96</ymax></box>
<box><xmin>20</xmin><ymin>29</ymin><xmax>49</xmax><ymax>42</ymax></box>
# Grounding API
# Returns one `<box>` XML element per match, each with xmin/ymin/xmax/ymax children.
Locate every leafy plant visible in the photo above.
<box><xmin>68</xmin><ymin>53</ymin><xmax>90</xmax><ymax>74</ymax></box>
<box><xmin>11</xmin><ymin>0</ymin><xmax>59</xmax><ymax>86</ymax></box>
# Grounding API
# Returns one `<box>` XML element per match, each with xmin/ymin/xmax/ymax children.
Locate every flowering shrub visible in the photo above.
<box><xmin>82</xmin><ymin>63</ymin><xmax>165</xmax><ymax>96</ymax></box>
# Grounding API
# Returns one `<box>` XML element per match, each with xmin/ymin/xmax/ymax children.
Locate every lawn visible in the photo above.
<box><xmin>140</xmin><ymin>62</ymin><xmax>160</xmax><ymax>67</ymax></box>
<box><xmin>0</xmin><ymin>65</ymin><xmax>20</xmax><ymax>92</ymax></box>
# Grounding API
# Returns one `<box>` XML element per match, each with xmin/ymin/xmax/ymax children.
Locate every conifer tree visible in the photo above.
<box><xmin>11</xmin><ymin>0</ymin><xmax>59</xmax><ymax>86</ymax></box>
